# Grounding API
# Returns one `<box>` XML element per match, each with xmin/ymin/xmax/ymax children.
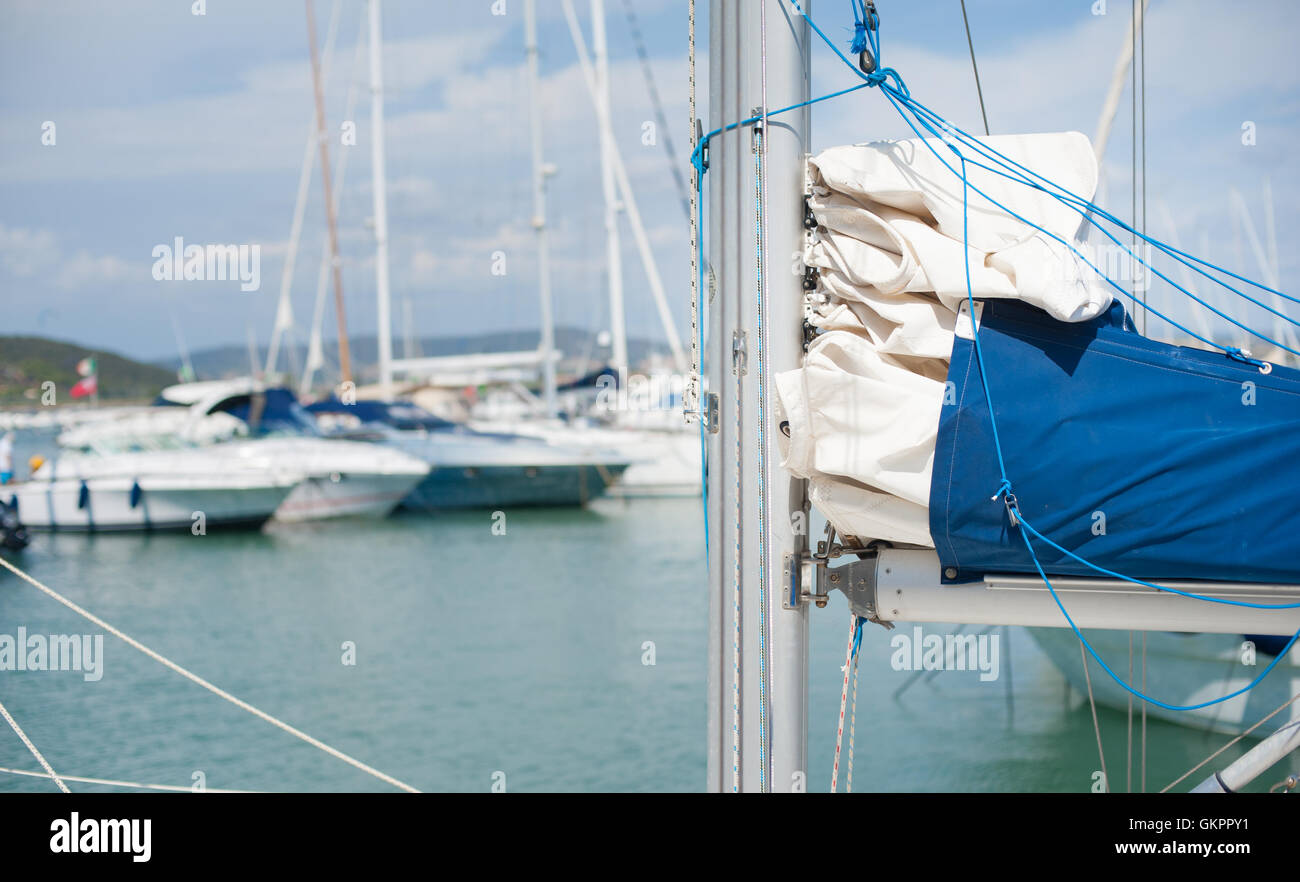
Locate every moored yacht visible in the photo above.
<box><xmin>60</xmin><ymin>379</ymin><xmax>431</xmax><ymax>523</ymax></box>
<box><xmin>305</xmin><ymin>397</ymin><xmax>632</xmax><ymax>510</ymax></box>
<box><xmin>7</xmin><ymin>444</ymin><xmax>299</xmax><ymax>532</ymax></box>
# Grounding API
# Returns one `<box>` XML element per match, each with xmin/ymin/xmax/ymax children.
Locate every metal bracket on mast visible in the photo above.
<box><xmin>731</xmin><ymin>330</ymin><xmax>748</xmax><ymax>376</ymax></box>
<box><xmin>784</xmin><ymin>524</ymin><xmax>895</xmax><ymax>628</ymax></box>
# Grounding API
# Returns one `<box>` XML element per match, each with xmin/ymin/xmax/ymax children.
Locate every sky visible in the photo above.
<box><xmin>0</xmin><ymin>0</ymin><xmax>1297</xmax><ymax>365</ymax></box>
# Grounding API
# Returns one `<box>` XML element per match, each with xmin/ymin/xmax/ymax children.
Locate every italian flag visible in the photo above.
<box><xmin>71</xmin><ymin>357</ymin><xmax>97</xmax><ymax>399</ymax></box>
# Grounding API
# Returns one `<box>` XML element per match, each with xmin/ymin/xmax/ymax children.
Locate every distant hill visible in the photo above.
<box><xmin>0</xmin><ymin>336</ymin><xmax>177</xmax><ymax>404</ymax></box>
<box><xmin>152</xmin><ymin>327</ymin><xmax>676</xmax><ymax>383</ymax></box>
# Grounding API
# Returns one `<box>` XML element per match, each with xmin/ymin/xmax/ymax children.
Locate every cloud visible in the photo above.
<box><xmin>0</xmin><ymin>0</ymin><xmax>1296</xmax><ymax>359</ymax></box>
<box><xmin>0</xmin><ymin>223</ymin><xmax>135</xmax><ymax>289</ymax></box>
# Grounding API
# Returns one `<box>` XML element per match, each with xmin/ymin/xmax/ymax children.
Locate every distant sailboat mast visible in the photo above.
<box><xmin>525</xmin><ymin>0</ymin><xmax>559</xmax><ymax>417</ymax></box>
<box><xmin>559</xmin><ymin>0</ymin><xmax>687</xmax><ymax>376</ymax></box>
<box><xmin>300</xmin><ymin>9</ymin><xmax>367</xmax><ymax>399</ymax></box>
<box><xmin>267</xmin><ymin>0</ymin><xmax>342</xmax><ymax>382</ymax></box>
<box><xmin>305</xmin><ymin>0</ymin><xmax>353</xmax><ymax>386</ymax></box>
<box><xmin>370</xmin><ymin>0</ymin><xmax>394</xmax><ymax>400</ymax></box>
<box><xmin>590</xmin><ymin>0</ymin><xmax>628</xmax><ymax>379</ymax></box>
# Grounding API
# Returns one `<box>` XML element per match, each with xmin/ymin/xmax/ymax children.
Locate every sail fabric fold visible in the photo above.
<box><xmin>776</xmin><ymin>132</ymin><xmax>1109</xmax><ymax>545</ymax></box>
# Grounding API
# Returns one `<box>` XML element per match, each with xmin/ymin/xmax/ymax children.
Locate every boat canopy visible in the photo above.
<box><xmin>304</xmin><ymin>398</ymin><xmax>456</xmax><ymax>432</ymax></box>
<box><xmin>777</xmin><ymin>132</ymin><xmax>1300</xmax><ymax>584</ymax></box>
<box><xmin>210</xmin><ymin>388</ymin><xmax>321</xmax><ymax>437</ymax></box>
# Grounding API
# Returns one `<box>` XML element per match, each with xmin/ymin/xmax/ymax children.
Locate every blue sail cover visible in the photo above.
<box><xmin>930</xmin><ymin>299</ymin><xmax>1300</xmax><ymax>585</ymax></box>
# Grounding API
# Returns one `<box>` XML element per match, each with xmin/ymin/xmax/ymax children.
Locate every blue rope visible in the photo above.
<box><xmin>939</xmin><ymin>37</ymin><xmax>1300</xmax><ymax>712</ymax></box>
<box><xmin>691</xmin><ymin>2</ymin><xmax>1300</xmax><ymax>714</ymax></box>
<box><xmin>878</xmin><ymin>87</ymin><xmax>1279</xmax><ymax>366</ymax></box>
<box><xmin>850</xmin><ymin>615</ymin><xmax>867</xmax><ymax>660</ymax></box>
<box><xmin>691</xmin><ymin>79</ymin><xmax>874</xmax><ymax>565</ymax></box>
<box><xmin>891</xmin><ymin>94</ymin><xmax>1300</xmax><ymax>348</ymax></box>
<box><xmin>1017</xmin><ymin>519</ymin><xmax>1300</xmax><ymax>610</ymax></box>
<box><xmin>894</xmin><ymin>94</ymin><xmax>1300</xmax><ymax>313</ymax></box>
<box><xmin>799</xmin><ymin>4</ymin><xmax>1294</xmax><ymax>364</ymax></box>
<box><xmin>696</xmin><ymin>137</ymin><xmax>709</xmax><ymax>562</ymax></box>
<box><xmin>848</xmin><ymin>0</ymin><xmax>868</xmax><ymax>55</ymax></box>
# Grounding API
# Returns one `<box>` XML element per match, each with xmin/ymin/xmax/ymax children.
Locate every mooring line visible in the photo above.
<box><xmin>0</xmin><ymin>554</ymin><xmax>419</xmax><ymax>793</ymax></box>
<box><xmin>0</xmin><ymin>697</ymin><xmax>69</xmax><ymax>793</ymax></box>
<box><xmin>0</xmin><ymin>765</ymin><xmax>253</xmax><ymax>793</ymax></box>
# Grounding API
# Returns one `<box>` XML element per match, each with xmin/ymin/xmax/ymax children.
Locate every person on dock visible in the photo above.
<box><xmin>0</xmin><ymin>432</ymin><xmax>14</xmax><ymax>484</ymax></box>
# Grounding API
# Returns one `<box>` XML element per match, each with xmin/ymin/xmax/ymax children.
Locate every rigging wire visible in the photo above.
<box><xmin>958</xmin><ymin>0</ymin><xmax>990</xmax><ymax>136</ymax></box>
<box><xmin>756</xmin><ymin>0</ymin><xmax>772</xmax><ymax>793</ymax></box>
<box><xmin>1126</xmin><ymin>631</ymin><xmax>1134</xmax><ymax>792</ymax></box>
<box><xmin>727</xmin><ymin>0</ymin><xmax>743</xmax><ymax>795</ymax></box>
<box><xmin>1080</xmin><ymin>640</ymin><xmax>1110</xmax><ymax>793</ymax></box>
<box><xmin>1162</xmin><ymin>691</ymin><xmax>1300</xmax><ymax>792</ymax></box>
<box><xmin>1140</xmin><ymin>633</ymin><xmax>1147</xmax><ymax>792</ymax></box>
<box><xmin>621</xmin><ymin>0</ymin><xmax>691</xmax><ymax>220</ymax></box>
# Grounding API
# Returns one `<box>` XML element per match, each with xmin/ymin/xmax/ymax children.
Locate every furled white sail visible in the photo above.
<box><xmin>776</xmin><ymin>132</ymin><xmax>1109</xmax><ymax>545</ymax></box>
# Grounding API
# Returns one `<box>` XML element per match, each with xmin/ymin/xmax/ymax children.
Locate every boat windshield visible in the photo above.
<box><xmin>209</xmin><ymin>389</ymin><xmax>322</xmax><ymax>438</ymax></box>
<box><xmin>79</xmin><ymin>435</ymin><xmax>198</xmax><ymax>456</ymax></box>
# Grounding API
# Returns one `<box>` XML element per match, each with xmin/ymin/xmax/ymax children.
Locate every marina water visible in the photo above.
<box><xmin>0</xmin><ymin>487</ymin><xmax>1266</xmax><ymax>792</ymax></box>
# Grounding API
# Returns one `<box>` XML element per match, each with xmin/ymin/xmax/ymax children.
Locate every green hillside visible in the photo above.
<box><xmin>0</xmin><ymin>336</ymin><xmax>177</xmax><ymax>405</ymax></box>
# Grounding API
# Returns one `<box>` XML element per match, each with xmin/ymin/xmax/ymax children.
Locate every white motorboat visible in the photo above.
<box><xmin>59</xmin><ymin>380</ymin><xmax>431</xmax><ymax>523</ymax></box>
<box><xmin>6</xmin><ymin>445</ymin><xmax>298</xmax><ymax>532</ymax></box>
<box><xmin>468</xmin><ymin>380</ymin><xmax>700</xmax><ymax>499</ymax></box>
<box><xmin>470</xmin><ymin>418</ymin><xmax>697</xmax><ymax>499</ymax></box>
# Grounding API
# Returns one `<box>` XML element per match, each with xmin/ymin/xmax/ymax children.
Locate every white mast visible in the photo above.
<box><xmin>266</xmin><ymin>0</ymin><xmax>342</xmax><ymax>380</ymax></box>
<box><xmin>1092</xmin><ymin>0</ymin><xmax>1148</xmax><ymax>163</ymax></box>
<box><xmin>525</xmin><ymin>0</ymin><xmax>558</xmax><ymax>416</ymax></box>
<box><xmin>301</xmin><ymin>7</ymin><xmax>368</xmax><ymax>398</ymax></box>
<box><xmin>590</xmin><ymin>0</ymin><xmax>628</xmax><ymax>379</ymax></box>
<box><xmin>369</xmin><ymin>0</ymin><xmax>394</xmax><ymax>399</ymax></box>
<box><xmin>265</xmin><ymin>123</ymin><xmax>316</xmax><ymax>379</ymax></box>
<box><xmin>706</xmin><ymin>0</ymin><xmax>812</xmax><ymax>792</ymax></box>
<box><xmin>559</xmin><ymin>0</ymin><xmax>688</xmax><ymax>375</ymax></box>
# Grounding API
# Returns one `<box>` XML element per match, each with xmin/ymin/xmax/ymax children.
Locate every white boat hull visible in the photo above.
<box><xmin>8</xmin><ymin>475</ymin><xmax>294</xmax><ymax>532</ymax></box>
<box><xmin>386</xmin><ymin>431</ymin><xmax>630</xmax><ymax>510</ymax></box>
<box><xmin>198</xmin><ymin>438</ymin><xmax>430</xmax><ymax>523</ymax></box>
<box><xmin>1028</xmin><ymin>627</ymin><xmax>1300</xmax><ymax>736</ymax></box>
<box><xmin>468</xmin><ymin>420</ymin><xmax>699</xmax><ymax>499</ymax></box>
<box><xmin>273</xmin><ymin>471</ymin><xmax>427</xmax><ymax>522</ymax></box>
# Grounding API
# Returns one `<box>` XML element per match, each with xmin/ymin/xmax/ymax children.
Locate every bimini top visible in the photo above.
<box><xmin>304</xmin><ymin>398</ymin><xmax>456</xmax><ymax>432</ymax></box>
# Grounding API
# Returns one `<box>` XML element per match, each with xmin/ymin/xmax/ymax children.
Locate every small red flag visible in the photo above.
<box><xmin>70</xmin><ymin>375</ymin><xmax>98</xmax><ymax>399</ymax></box>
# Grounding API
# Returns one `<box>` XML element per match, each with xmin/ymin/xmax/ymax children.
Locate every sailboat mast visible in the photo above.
<box><xmin>268</xmin><ymin>0</ymin><xmax>342</xmax><ymax>381</ymax></box>
<box><xmin>369</xmin><ymin>0</ymin><xmax>394</xmax><ymax>399</ymax></box>
<box><xmin>705</xmin><ymin>0</ymin><xmax>812</xmax><ymax>793</ymax></box>
<box><xmin>590</xmin><ymin>0</ymin><xmax>628</xmax><ymax>379</ymax></box>
<box><xmin>305</xmin><ymin>0</ymin><xmax>353</xmax><ymax>385</ymax></box>
<box><xmin>525</xmin><ymin>0</ymin><xmax>558</xmax><ymax>416</ymax></box>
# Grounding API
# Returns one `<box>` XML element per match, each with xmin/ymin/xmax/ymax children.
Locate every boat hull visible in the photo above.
<box><xmin>8</xmin><ymin>478</ymin><xmax>293</xmax><ymax>533</ymax></box>
<box><xmin>209</xmin><ymin>438</ymin><xmax>429</xmax><ymax>523</ymax></box>
<box><xmin>604</xmin><ymin>432</ymin><xmax>700</xmax><ymax>498</ymax></box>
<box><xmin>274</xmin><ymin>472</ymin><xmax>428</xmax><ymax>522</ymax></box>
<box><xmin>1027</xmin><ymin>627</ymin><xmax>1300</xmax><ymax>736</ymax></box>
<box><xmin>470</xmin><ymin>420</ymin><xmax>700</xmax><ymax>499</ymax></box>
<box><xmin>400</xmin><ymin>462</ymin><xmax>628</xmax><ymax>511</ymax></box>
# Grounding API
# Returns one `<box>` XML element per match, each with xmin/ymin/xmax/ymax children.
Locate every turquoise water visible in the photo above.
<box><xmin>0</xmin><ymin>490</ymin><xmax>1273</xmax><ymax>793</ymax></box>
